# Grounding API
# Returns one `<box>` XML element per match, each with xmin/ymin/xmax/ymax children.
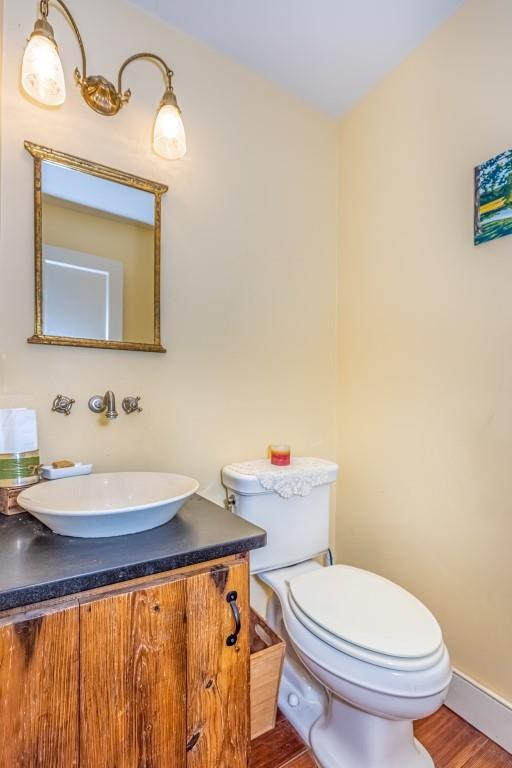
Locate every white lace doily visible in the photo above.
<box><xmin>227</xmin><ymin>457</ymin><xmax>332</xmax><ymax>499</ymax></box>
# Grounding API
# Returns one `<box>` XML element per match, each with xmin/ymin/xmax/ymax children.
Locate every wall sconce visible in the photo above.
<box><xmin>21</xmin><ymin>0</ymin><xmax>186</xmax><ymax>160</ymax></box>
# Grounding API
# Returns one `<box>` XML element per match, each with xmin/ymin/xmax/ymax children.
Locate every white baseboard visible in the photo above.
<box><xmin>446</xmin><ymin>669</ymin><xmax>512</xmax><ymax>754</ymax></box>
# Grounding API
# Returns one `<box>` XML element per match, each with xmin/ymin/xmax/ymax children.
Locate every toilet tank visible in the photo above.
<box><xmin>222</xmin><ymin>459</ymin><xmax>338</xmax><ymax>573</ymax></box>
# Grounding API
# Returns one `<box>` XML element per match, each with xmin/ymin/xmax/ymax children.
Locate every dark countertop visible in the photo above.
<box><xmin>0</xmin><ymin>494</ymin><xmax>266</xmax><ymax>612</ymax></box>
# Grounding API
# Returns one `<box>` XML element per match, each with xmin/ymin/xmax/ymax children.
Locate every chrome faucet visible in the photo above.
<box><xmin>88</xmin><ymin>390</ymin><xmax>118</xmax><ymax>419</ymax></box>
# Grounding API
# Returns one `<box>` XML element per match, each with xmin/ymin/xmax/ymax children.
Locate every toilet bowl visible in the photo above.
<box><xmin>261</xmin><ymin>560</ymin><xmax>451</xmax><ymax>768</ymax></box>
<box><xmin>221</xmin><ymin>458</ymin><xmax>451</xmax><ymax>768</ymax></box>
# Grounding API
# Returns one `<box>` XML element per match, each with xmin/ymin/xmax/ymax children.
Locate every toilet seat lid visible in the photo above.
<box><xmin>289</xmin><ymin>565</ymin><xmax>443</xmax><ymax>660</ymax></box>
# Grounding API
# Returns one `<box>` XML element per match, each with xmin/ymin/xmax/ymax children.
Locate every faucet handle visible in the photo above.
<box><xmin>122</xmin><ymin>395</ymin><xmax>143</xmax><ymax>415</ymax></box>
<box><xmin>88</xmin><ymin>395</ymin><xmax>105</xmax><ymax>414</ymax></box>
<box><xmin>52</xmin><ymin>394</ymin><xmax>75</xmax><ymax>416</ymax></box>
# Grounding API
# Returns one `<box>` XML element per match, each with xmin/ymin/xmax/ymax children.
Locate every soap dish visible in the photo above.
<box><xmin>41</xmin><ymin>463</ymin><xmax>93</xmax><ymax>480</ymax></box>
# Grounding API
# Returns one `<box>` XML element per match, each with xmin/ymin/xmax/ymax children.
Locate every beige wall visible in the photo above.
<box><xmin>337</xmin><ymin>0</ymin><xmax>512</xmax><ymax>701</ymax></box>
<box><xmin>43</xmin><ymin>200</ymin><xmax>155</xmax><ymax>343</ymax></box>
<box><xmin>0</xmin><ymin>0</ymin><xmax>337</xmax><ymax>509</ymax></box>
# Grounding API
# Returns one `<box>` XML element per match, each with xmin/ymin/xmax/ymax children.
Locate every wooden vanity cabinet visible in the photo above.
<box><xmin>0</xmin><ymin>556</ymin><xmax>250</xmax><ymax>768</ymax></box>
<box><xmin>0</xmin><ymin>599</ymin><xmax>80</xmax><ymax>767</ymax></box>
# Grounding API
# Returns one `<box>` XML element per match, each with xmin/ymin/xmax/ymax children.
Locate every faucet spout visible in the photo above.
<box><xmin>104</xmin><ymin>390</ymin><xmax>118</xmax><ymax>420</ymax></box>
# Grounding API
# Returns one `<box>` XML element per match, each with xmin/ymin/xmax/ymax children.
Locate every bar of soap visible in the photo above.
<box><xmin>52</xmin><ymin>460</ymin><xmax>75</xmax><ymax>469</ymax></box>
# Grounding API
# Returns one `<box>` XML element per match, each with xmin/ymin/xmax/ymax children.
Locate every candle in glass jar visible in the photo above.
<box><xmin>270</xmin><ymin>445</ymin><xmax>291</xmax><ymax>466</ymax></box>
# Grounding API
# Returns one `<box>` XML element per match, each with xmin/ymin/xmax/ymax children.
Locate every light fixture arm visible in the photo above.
<box><xmin>117</xmin><ymin>53</ymin><xmax>180</xmax><ymax>111</ymax></box>
<box><xmin>118</xmin><ymin>53</ymin><xmax>173</xmax><ymax>95</ymax></box>
<box><xmin>40</xmin><ymin>0</ymin><xmax>87</xmax><ymax>79</ymax></box>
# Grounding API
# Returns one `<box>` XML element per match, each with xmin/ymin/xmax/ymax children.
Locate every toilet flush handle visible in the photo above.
<box><xmin>226</xmin><ymin>590</ymin><xmax>241</xmax><ymax>647</ymax></box>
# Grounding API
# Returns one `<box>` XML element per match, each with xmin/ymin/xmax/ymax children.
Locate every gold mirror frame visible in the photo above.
<box><xmin>25</xmin><ymin>140</ymin><xmax>168</xmax><ymax>353</ymax></box>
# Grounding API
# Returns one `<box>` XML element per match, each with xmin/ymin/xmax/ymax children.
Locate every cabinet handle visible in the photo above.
<box><xmin>226</xmin><ymin>590</ymin><xmax>241</xmax><ymax>646</ymax></box>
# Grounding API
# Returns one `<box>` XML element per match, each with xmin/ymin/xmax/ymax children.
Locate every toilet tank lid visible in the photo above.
<box><xmin>222</xmin><ymin>457</ymin><xmax>338</xmax><ymax>496</ymax></box>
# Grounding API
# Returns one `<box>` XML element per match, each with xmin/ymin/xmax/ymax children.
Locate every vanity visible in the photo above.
<box><xmin>0</xmin><ymin>496</ymin><xmax>266</xmax><ymax>768</ymax></box>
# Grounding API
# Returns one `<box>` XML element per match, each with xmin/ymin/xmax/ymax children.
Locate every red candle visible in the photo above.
<box><xmin>270</xmin><ymin>445</ymin><xmax>291</xmax><ymax>466</ymax></box>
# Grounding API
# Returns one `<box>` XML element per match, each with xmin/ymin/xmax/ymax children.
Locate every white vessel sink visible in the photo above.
<box><xmin>17</xmin><ymin>472</ymin><xmax>199</xmax><ymax>538</ymax></box>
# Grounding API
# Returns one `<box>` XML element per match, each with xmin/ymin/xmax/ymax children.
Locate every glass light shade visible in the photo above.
<box><xmin>21</xmin><ymin>34</ymin><xmax>66</xmax><ymax>106</ymax></box>
<box><xmin>153</xmin><ymin>103</ymin><xmax>186</xmax><ymax>160</ymax></box>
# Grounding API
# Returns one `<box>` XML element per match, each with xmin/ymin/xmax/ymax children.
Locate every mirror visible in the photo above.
<box><xmin>25</xmin><ymin>142</ymin><xmax>167</xmax><ymax>352</ymax></box>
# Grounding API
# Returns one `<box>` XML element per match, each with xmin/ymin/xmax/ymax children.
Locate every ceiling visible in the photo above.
<box><xmin>127</xmin><ymin>0</ymin><xmax>463</xmax><ymax>116</ymax></box>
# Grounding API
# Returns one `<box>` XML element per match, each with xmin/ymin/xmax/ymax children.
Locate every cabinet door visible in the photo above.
<box><xmin>0</xmin><ymin>601</ymin><xmax>79</xmax><ymax>768</ymax></box>
<box><xmin>186</xmin><ymin>560</ymin><xmax>250</xmax><ymax>768</ymax></box>
<box><xmin>79</xmin><ymin>577</ymin><xmax>187</xmax><ymax>768</ymax></box>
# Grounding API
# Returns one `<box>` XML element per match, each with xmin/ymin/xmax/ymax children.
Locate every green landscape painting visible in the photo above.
<box><xmin>474</xmin><ymin>149</ymin><xmax>512</xmax><ymax>245</ymax></box>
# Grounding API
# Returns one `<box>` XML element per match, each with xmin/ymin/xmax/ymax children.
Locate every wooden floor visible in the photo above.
<box><xmin>250</xmin><ymin>706</ymin><xmax>512</xmax><ymax>768</ymax></box>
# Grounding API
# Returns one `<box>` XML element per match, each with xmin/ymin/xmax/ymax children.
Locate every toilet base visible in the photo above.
<box><xmin>277</xmin><ymin>650</ymin><xmax>326</xmax><ymax>743</ymax></box>
<box><xmin>310</xmin><ymin>696</ymin><xmax>434</xmax><ymax>768</ymax></box>
<box><xmin>268</xmin><ymin>593</ymin><xmax>327</xmax><ymax>743</ymax></box>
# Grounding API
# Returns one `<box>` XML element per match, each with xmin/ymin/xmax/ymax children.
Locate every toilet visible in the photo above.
<box><xmin>222</xmin><ymin>458</ymin><xmax>451</xmax><ymax>768</ymax></box>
